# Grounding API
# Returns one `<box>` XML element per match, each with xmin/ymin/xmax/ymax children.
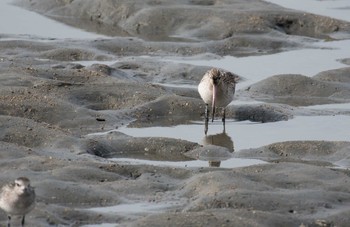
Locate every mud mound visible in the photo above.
<box><xmin>234</xmin><ymin>140</ymin><xmax>350</xmax><ymax>165</ymax></box>
<box><xmin>85</xmin><ymin>131</ymin><xmax>199</xmax><ymax>160</ymax></box>
<box><xmin>0</xmin><ymin>115</ymin><xmax>70</xmax><ymax>148</ymax></box>
<box><xmin>314</xmin><ymin>67</ymin><xmax>350</xmax><ymax>83</ymax></box>
<box><xmin>39</xmin><ymin>48</ymin><xmax>110</xmax><ymax>61</ymax></box>
<box><xmin>245</xmin><ymin>74</ymin><xmax>350</xmax><ymax>106</ymax></box>
<box><xmin>227</xmin><ymin>103</ymin><xmax>293</xmax><ymax>122</ymax></box>
<box><xmin>17</xmin><ymin>0</ymin><xmax>350</xmax><ymax>41</ymax></box>
<box><xmin>130</xmin><ymin>162</ymin><xmax>350</xmax><ymax>227</ymax></box>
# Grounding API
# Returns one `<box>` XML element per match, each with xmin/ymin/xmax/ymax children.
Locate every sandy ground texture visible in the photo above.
<box><xmin>0</xmin><ymin>0</ymin><xmax>350</xmax><ymax>226</ymax></box>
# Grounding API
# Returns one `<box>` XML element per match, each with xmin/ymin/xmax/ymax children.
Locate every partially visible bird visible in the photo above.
<box><xmin>0</xmin><ymin>177</ymin><xmax>36</xmax><ymax>227</ymax></box>
<box><xmin>198</xmin><ymin>68</ymin><xmax>239</xmax><ymax>134</ymax></box>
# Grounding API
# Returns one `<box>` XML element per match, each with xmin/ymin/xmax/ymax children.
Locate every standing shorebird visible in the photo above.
<box><xmin>0</xmin><ymin>177</ymin><xmax>36</xmax><ymax>227</ymax></box>
<box><xmin>198</xmin><ymin>68</ymin><xmax>239</xmax><ymax>134</ymax></box>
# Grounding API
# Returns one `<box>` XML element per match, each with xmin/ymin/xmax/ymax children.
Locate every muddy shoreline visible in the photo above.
<box><xmin>1</xmin><ymin>0</ymin><xmax>350</xmax><ymax>226</ymax></box>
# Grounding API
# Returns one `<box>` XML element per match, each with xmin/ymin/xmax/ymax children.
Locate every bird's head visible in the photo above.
<box><xmin>209</xmin><ymin>68</ymin><xmax>221</xmax><ymax>86</ymax></box>
<box><xmin>13</xmin><ymin>177</ymin><xmax>32</xmax><ymax>195</ymax></box>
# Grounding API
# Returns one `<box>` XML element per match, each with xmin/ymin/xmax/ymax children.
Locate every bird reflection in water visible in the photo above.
<box><xmin>201</xmin><ymin>129</ymin><xmax>234</xmax><ymax>167</ymax></box>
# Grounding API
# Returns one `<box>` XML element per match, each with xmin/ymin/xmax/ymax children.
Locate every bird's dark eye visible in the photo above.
<box><xmin>16</xmin><ymin>183</ymin><xmax>20</xmax><ymax>187</ymax></box>
<box><xmin>213</xmin><ymin>77</ymin><xmax>219</xmax><ymax>84</ymax></box>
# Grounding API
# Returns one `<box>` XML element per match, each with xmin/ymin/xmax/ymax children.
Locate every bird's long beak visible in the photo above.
<box><xmin>211</xmin><ymin>84</ymin><xmax>216</xmax><ymax>122</ymax></box>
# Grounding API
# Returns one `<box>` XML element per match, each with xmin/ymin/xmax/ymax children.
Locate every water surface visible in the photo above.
<box><xmin>0</xmin><ymin>0</ymin><xmax>107</xmax><ymax>39</ymax></box>
<box><xmin>164</xmin><ymin>39</ymin><xmax>350</xmax><ymax>88</ymax></box>
<box><xmin>110</xmin><ymin>158</ymin><xmax>266</xmax><ymax>169</ymax></box>
<box><xmin>119</xmin><ymin>115</ymin><xmax>350</xmax><ymax>151</ymax></box>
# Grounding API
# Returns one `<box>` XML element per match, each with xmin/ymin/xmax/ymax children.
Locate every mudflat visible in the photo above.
<box><xmin>1</xmin><ymin>0</ymin><xmax>350</xmax><ymax>226</ymax></box>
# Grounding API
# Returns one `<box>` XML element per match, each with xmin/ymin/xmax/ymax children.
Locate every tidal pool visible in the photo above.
<box><xmin>80</xmin><ymin>201</ymin><xmax>185</xmax><ymax>227</ymax></box>
<box><xmin>86</xmin><ymin>202</ymin><xmax>178</xmax><ymax>214</ymax></box>
<box><xmin>0</xmin><ymin>0</ymin><xmax>107</xmax><ymax>39</ymax></box>
<box><xmin>163</xmin><ymin>38</ymin><xmax>350</xmax><ymax>89</ymax></box>
<box><xmin>110</xmin><ymin>158</ymin><xmax>266</xmax><ymax>169</ymax></box>
<box><xmin>119</xmin><ymin>115</ymin><xmax>350</xmax><ymax>152</ymax></box>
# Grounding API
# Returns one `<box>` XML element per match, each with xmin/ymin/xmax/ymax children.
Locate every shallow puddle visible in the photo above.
<box><xmin>81</xmin><ymin>224</ymin><xmax>117</xmax><ymax>227</ymax></box>
<box><xmin>306</xmin><ymin>102</ymin><xmax>350</xmax><ymax>110</ymax></box>
<box><xmin>86</xmin><ymin>201</ymin><xmax>178</xmax><ymax>214</ymax></box>
<box><xmin>163</xmin><ymin>39</ymin><xmax>350</xmax><ymax>89</ymax></box>
<box><xmin>81</xmin><ymin>201</ymin><xmax>182</xmax><ymax>227</ymax></box>
<box><xmin>0</xmin><ymin>0</ymin><xmax>107</xmax><ymax>39</ymax></box>
<box><xmin>107</xmin><ymin>108</ymin><xmax>350</xmax><ymax>168</ymax></box>
<box><xmin>110</xmin><ymin>157</ymin><xmax>266</xmax><ymax>169</ymax></box>
<box><xmin>119</xmin><ymin>115</ymin><xmax>350</xmax><ymax>151</ymax></box>
<box><xmin>74</xmin><ymin>37</ymin><xmax>350</xmax><ymax>90</ymax></box>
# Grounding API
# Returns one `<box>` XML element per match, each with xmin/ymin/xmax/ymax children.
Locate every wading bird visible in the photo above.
<box><xmin>198</xmin><ymin>68</ymin><xmax>239</xmax><ymax>134</ymax></box>
<box><xmin>0</xmin><ymin>177</ymin><xmax>35</xmax><ymax>227</ymax></box>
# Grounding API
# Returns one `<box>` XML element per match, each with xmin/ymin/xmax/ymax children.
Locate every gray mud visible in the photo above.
<box><xmin>243</xmin><ymin>68</ymin><xmax>350</xmax><ymax>106</ymax></box>
<box><xmin>1</xmin><ymin>0</ymin><xmax>350</xmax><ymax>226</ymax></box>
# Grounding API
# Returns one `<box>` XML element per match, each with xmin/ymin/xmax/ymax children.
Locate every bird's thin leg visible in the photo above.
<box><xmin>21</xmin><ymin>215</ymin><xmax>25</xmax><ymax>226</ymax></box>
<box><xmin>205</xmin><ymin>104</ymin><xmax>209</xmax><ymax>122</ymax></box>
<box><xmin>205</xmin><ymin>120</ymin><xmax>208</xmax><ymax>135</ymax></box>
<box><xmin>222</xmin><ymin>108</ymin><xmax>226</xmax><ymax>123</ymax></box>
<box><xmin>222</xmin><ymin>108</ymin><xmax>226</xmax><ymax>132</ymax></box>
<box><xmin>7</xmin><ymin>215</ymin><xmax>11</xmax><ymax>227</ymax></box>
<box><xmin>204</xmin><ymin>104</ymin><xmax>209</xmax><ymax>135</ymax></box>
<box><xmin>211</xmin><ymin>106</ymin><xmax>215</xmax><ymax>122</ymax></box>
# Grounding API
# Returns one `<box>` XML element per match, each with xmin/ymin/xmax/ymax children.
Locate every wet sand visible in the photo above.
<box><xmin>1</xmin><ymin>0</ymin><xmax>350</xmax><ymax>226</ymax></box>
